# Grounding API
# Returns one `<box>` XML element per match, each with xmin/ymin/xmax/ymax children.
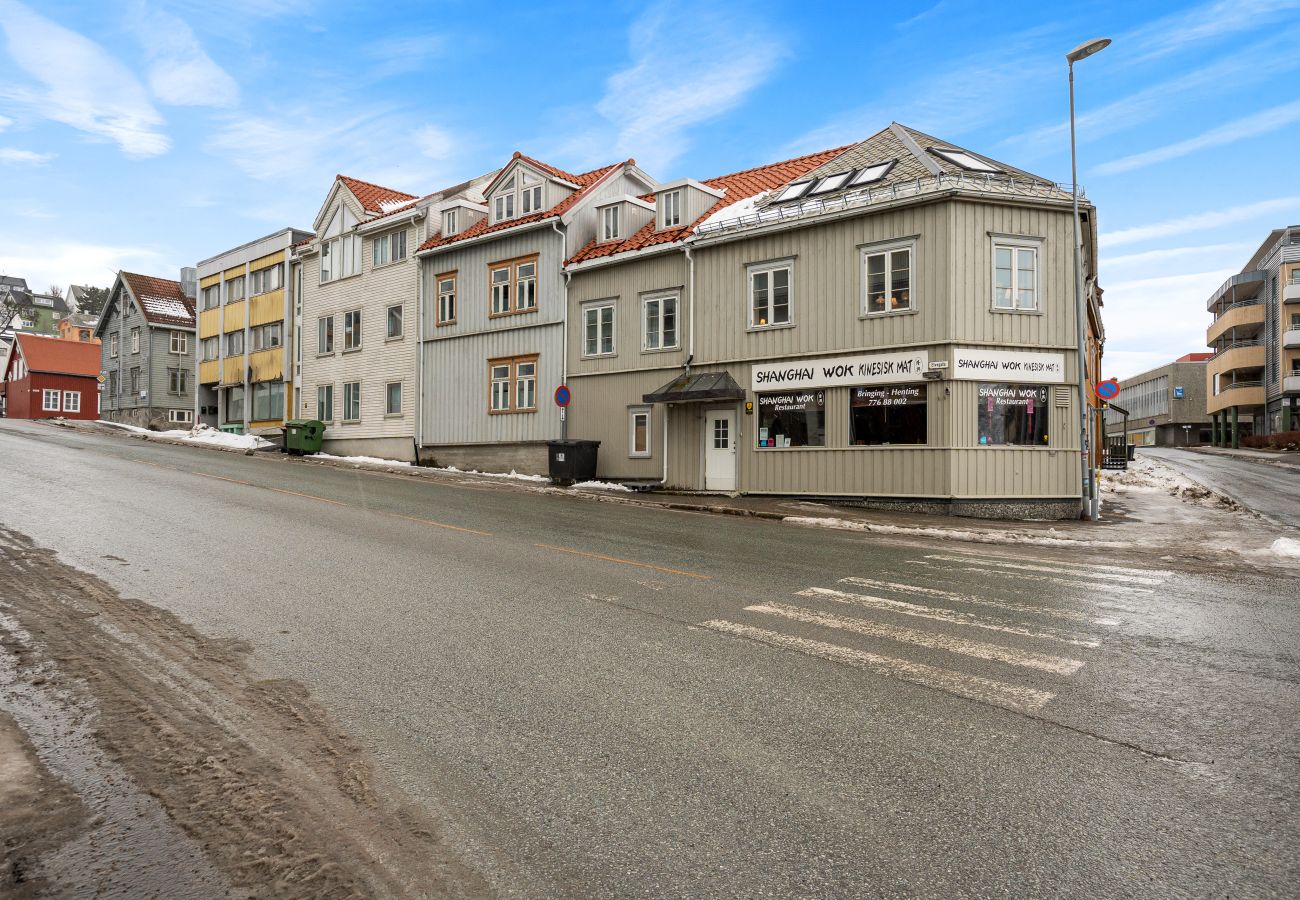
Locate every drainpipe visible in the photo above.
<box><xmin>685</xmin><ymin>245</ymin><xmax>695</xmax><ymax>363</ymax></box>
<box><xmin>415</xmin><ymin>246</ymin><xmax>424</xmax><ymax>463</ymax></box>
<box><xmin>552</xmin><ymin>218</ymin><xmax>568</xmax><ymax>441</ymax></box>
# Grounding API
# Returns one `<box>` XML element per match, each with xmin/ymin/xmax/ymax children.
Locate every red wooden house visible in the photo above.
<box><xmin>0</xmin><ymin>333</ymin><xmax>101</xmax><ymax>420</ymax></box>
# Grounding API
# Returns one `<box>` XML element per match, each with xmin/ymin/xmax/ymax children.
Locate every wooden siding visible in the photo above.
<box><xmin>566</xmin><ymin>369</ymin><xmax>673</xmax><ymax>480</ymax></box>
<box><xmin>222</xmin><ymin>356</ymin><xmax>243</xmax><ymax>385</ymax></box>
<box><xmin>249</xmin><ymin>250</ymin><xmax>284</xmax><ymax>272</ymax></box>
<box><xmin>248</xmin><ymin>348</ymin><xmax>282</xmax><ymax>383</ymax></box>
<box><xmin>199</xmin><ymin>359</ymin><xmax>220</xmax><ymax>384</ymax></box>
<box><xmin>223</xmin><ymin>300</ymin><xmax>246</xmax><ymax>333</ymax></box>
<box><xmin>199</xmin><ymin>273</ymin><xmax>221</xmax><ymax>290</ymax></box>
<box><xmin>250</xmin><ymin>289</ymin><xmax>284</xmax><ymax>326</ymax></box>
<box><xmin>568</xmin><ymin>251</ymin><xmax>689</xmax><ymax>376</ymax></box>
<box><xmin>223</xmin><ymin>264</ymin><xmax>245</xmax><ymax>281</ymax></box>
<box><xmin>198</xmin><ymin>307</ymin><xmax>221</xmax><ymax>339</ymax></box>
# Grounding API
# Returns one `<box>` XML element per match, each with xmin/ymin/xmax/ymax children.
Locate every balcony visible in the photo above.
<box><xmin>1284</xmin><ymin>328</ymin><xmax>1300</xmax><ymax>349</ymax></box>
<box><xmin>1206</xmin><ymin>270</ymin><xmax>1266</xmax><ymax>312</ymax></box>
<box><xmin>199</xmin><ymin>359</ymin><xmax>220</xmax><ymax>385</ymax></box>
<box><xmin>1208</xmin><ymin>379</ymin><xmax>1265</xmax><ymax>414</ymax></box>
<box><xmin>1206</xmin><ymin>300</ymin><xmax>1265</xmax><ymax>343</ymax></box>
<box><xmin>1284</xmin><ymin>282</ymin><xmax>1300</xmax><ymax>304</ymax></box>
<box><xmin>1285</xmin><ymin>375</ymin><xmax>1300</xmax><ymax>393</ymax></box>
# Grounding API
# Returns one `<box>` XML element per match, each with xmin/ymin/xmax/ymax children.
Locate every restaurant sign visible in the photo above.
<box><xmin>951</xmin><ymin>348</ymin><xmax>1067</xmax><ymax>384</ymax></box>
<box><xmin>751</xmin><ymin>350</ymin><xmax>929</xmax><ymax>391</ymax></box>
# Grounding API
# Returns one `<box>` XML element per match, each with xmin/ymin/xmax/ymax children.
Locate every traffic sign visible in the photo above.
<box><xmin>554</xmin><ymin>384</ymin><xmax>571</xmax><ymax>407</ymax></box>
<box><xmin>1095</xmin><ymin>379</ymin><xmax>1120</xmax><ymax>400</ymax></box>
<box><xmin>96</xmin><ymin>372</ymin><xmax>107</xmax><ymax>384</ymax></box>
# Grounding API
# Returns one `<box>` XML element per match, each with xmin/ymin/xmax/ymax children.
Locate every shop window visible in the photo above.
<box><xmin>756</xmin><ymin>390</ymin><xmax>825</xmax><ymax>448</ymax></box>
<box><xmin>252</xmin><ymin>381</ymin><xmax>285</xmax><ymax>421</ymax></box>
<box><xmin>977</xmin><ymin>383</ymin><xmax>1050</xmax><ymax>445</ymax></box>
<box><xmin>850</xmin><ymin>385</ymin><xmax>927</xmax><ymax>444</ymax></box>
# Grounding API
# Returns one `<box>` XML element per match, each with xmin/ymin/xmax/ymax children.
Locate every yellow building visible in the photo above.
<box><xmin>195</xmin><ymin>228</ymin><xmax>313</xmax><ymax>432</ymax></box>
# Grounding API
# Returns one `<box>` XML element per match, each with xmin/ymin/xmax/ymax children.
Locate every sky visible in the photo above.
<box><xmin>1</xmin><ymin>0</ymin><xmax>1298</xmax><ymax>378</ymax></box>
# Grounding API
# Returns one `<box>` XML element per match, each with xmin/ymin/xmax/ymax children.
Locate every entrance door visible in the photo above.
<box><xmin>704</xmin><ymin>409</ymin><xmax>737</xmax><ymax>491</ymax></box>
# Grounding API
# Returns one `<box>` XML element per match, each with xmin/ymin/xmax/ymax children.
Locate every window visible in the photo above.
<box><xmin>386</xmin><ymin>304</ymin><xmax>403</xmax><ymax>339</ymax></box>
<box><xmin>522</xmin><ymin>185</ymin><xmax>542</xmax><ymax>213</ymax></box>
<box><xmin>488</xmin><ymin>355</ymin><xmax>539</xmax><ymax>413</ymax></box>
<box><xmin>131</xmin><ymin>328</ymin><xmax>140</xmax><ymax>354</ymax></box>
<box><xmin>251</xmin><ymin>381</ymin><xmax>285</xmax><ymax>421</ymax></box>
<box><xmin>227</xmin><ymin>385</ymin><xmax>244</xmax><ymax>422</ymax></box>
<box><xmin>372</xmin><ymin>231</ymin><xmax>406</xmax><ymax>267</ymax></box>
<box><xmin>202</xmin><ymin>336</ymin><xmax>219</xmax><ymax>361</ymax></box>
<box><xmin>494</xmin><ymin>176</ymin><xmax>516</xmax><ymax>222</ymax></box>
<box><xmin>343</xmin><ymin>309</ymin><xmax>361</xmax><ymax>350</ymax></box>
<box><xmin>978</xmin><ymin>383</ymin><xmax>1050</xmax><ymax>446</ymax></box>
<box><xmin>488</xmin><ymin>256</ymin><xmax>539</xmax><ymax>316</ymax></box>
<box><xmin>168</xmin><ymin>409</ymin><xmax>193</xmax><ymax>424</ymax></box>
<box><xmin>443</xmin><ymin>209</ymin><xmax>458</xmax><ymax>235</ymax></box>
<box><xmin>249</xmin><ymin>265</ymin><xmax>282</xmax><ymax>295</ymax></box>
<box><xmin>168</xmin><ymin>368</ymin><xmax>190</xmax><ymax>395</ymax></box>
<box><xmin>317</xmin><ymin>384</ymin><xmax>334</xmax><ymax>421</ymax></box>
<box><xmin>773</xmin><ymin>181</ymin><xmax>811</xmax><ymax>203</ymax></box>
<box><xmin>317</xmin><ymin>315</ymin><xmax>334</xmax><ymax>353</ymax></box>
<box><xmin>642</xmin><ymin>294</ymin><xmax>678</xmax><ymax>351</ymax></box>
<box><xmin>320</xmin><ymin>204</ymin><xmax>362</xmax><ymax>284</ymax></box>
<box><xmin>385</xmin><ymin>381</ymin><xmax>402</xmax><ymax>415</ymax></box>
<box><xmin>42</xmin><ymin>389</ymin><xmax>60</xmax><ymax>411</ymax></box>
<box><xmin>109</xmin><ymin>371</ymin><xmax>119</xmax><ymax>397</ymax></box>
<box><xmin>343</xmin><ymin>382</ymin><xmax>361</xmax><ymax>421</ymax></box>
<box><xmin>850</xmin><ymin>161</ymin><xmax>895</xmax><ymax>187</ymax></box>
<box><xmin>63</xmin><ymin>391</ymin><xmax>81</xmax><ymax>413</ymax></box>
<box><xmin>584</xmin><ymin>303</ymin><xmax>615</xmax><ymax>356</ymax></box>
<box><xmin>810</xmin><ymin>171</ymin><xmax>852</xmax><ymax>194</ymax></box>
<box><xmin>931</xmin><ymin>147</ymin><xmax>999</xmax><ymax>173</ymax></box>
<box><xmin>749</xmin><ymin>262</ymin><xmax>792</xmax><ymax>327</ymax></box>
<box><xmin>756</xmin><ymin>391</ymin><xmax>825</xmax><ymax>448</ymax></box>
<box><xmin>863</xmin><ymin>243</ymin><xmax>913</xmax><ymax>314</ymax></box>
<box><xmin>659</xmin><ymin>190</ymin><xmax>681</xmax><ymax>228</ymax></box>
<box><xmin>226</xmin><ymin>330</ymin><xmax>244</xmax><ymax>356</ymax></box>
<box><xmin>226</xmin><ymin>276</ymin><xmax>246</xmax><ymax>302</ymax></box>
<box><xmin>993</xmin><ymin>242</ymin><xmax>1038</xmax><ymax>310</ymax></box>
<box><xmin>601</xmin><ymin>205</ymin><xmax>621</xmax><ymax>242</ymax></box>
<box><xmin>250</xmin><ymin>322</ymin><xmax>282</xmax><ymax>351</ymax></box>
<box><xmin>629</xmin><ymin>407</ymin><xmax>651</xmax><ymax>457</ymax></box>
<box><xmin>170</xmin><ymin>331</ymin><xmax>188</xmax><ymax>354</ymax></box>
<box><xmin>109</xmin><ymin>332</ymin><xmax>119</xmax><ymax>358</ymax></box>
<box><xmin>79</xmin><ymin>330</ymin><xmax>90</xmax><ymax>341</ymax></box>
<box><xmin>129</xmin><ymin>367</ymin><xmax>140</xmax><ymax>394</ymax></box>
<box><xmin>850</xmin><ymin>385</ymin><xmax>926</xmax><ymax>445</ymax></box>
<box><xmin>436</xmin><ymin>273</ymin><xmax>457</xmax><ymax>325</ymax></box>
<box><xmin>202</xmin><ymin>285</ymin><xmax>220</xmax><ymax>309</ymax></box>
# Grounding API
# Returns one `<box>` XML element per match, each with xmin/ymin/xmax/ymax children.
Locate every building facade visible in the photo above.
<box><xmin>1205</xmin><ymin>225</ymin><xmax>1300</xmax><ymax>445</ymax></box>
<box><xmin>196</xmin><ymin>228</ymin><xmax>312</xmax><ymax>432</ymax></box>
<box><xmin>561</xmin><ymin>124</ymin><xmax>1102</xmax><ymax>519</ymax></box>
<box><xmin>58</xmin><ymin>313</ymin><xmax>100</xmax><ymax>343</ymax></box>
<box><xmin>1104</xmin><ymin>353</ymin><xmax>1211</xmax><ymax>446</ymax></box>
<box><xmin>416</xmin><ymin>152</ymin><xmax>657</xmax><ymax>472</ymax></box>
<box><xmin>95</xmin><ymin>271</ymin><xmax>198</xmax><ymax>429</ymax></box>
<box><xmin>1</xmin><ymin>332</ymin><xmax>100</xmax><ymax>420</ymax></box>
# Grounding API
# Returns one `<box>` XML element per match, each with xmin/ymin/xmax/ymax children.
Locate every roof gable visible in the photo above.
<box><xmin>119</xmin><ymin>272</ymin><xmax>195</xmax><ymax>328</ymax></box>
<box><xmin>12</xmin><ymin>332</ymin><xmax>100</xmax><ymax>377</ymax></box>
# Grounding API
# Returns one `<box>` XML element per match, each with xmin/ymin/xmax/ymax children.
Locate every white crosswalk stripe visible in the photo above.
<box><xmin>839</xmin><ymin>576</ymin><xmax>1105</xmax><ymax>625</ymax></box>
<box><xmin>908</xmin><ymin>559</ymin><xmax>1156</xmax><ymax>598</ymax></box>
<box><xmin>923</xmin><ymin>554</ymin><xmax>1167</xmax><ymax>587</ymax></box>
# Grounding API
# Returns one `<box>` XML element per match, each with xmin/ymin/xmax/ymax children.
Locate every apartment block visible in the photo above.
<box><xmin>1103</xmin><ymin>353</ymin><xmax>1211</xmax><ymax>446</ymax></box>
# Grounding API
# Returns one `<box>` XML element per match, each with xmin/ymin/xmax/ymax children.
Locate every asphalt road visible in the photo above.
<box><xmin>2</xmin><ymin>418</ymin><xmax>1298</xmax><ymax>898</ymax></box>
<box><xmin>1143</xmin><ymin>446</ymin><xmax>1300</xmax><ymax>528</ymax></box>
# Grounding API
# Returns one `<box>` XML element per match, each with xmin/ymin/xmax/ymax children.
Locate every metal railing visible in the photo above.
<box><xmin>1219</xmin><ymin>380</ymin><xmax>1263</xmax><ymax>391</ymax></box>
<box><xmin>694</xmin><ymin>173</ymin><xmax>1080</xmax><ymax>237</ymax></box>
<box><xmin>1205</xmin><ymin>269</ymin><xmax>1266</xmax><ymax>311</ymax></box>
<box><xmin>1211</xmin><ymin>339</ymin><xmax>1263</xmax><ymax>357</ymax></box>
<box><xmin>1215</xmin><ymin>297</ymin><xmax>1264</xmax><ymax>315</ymax></box>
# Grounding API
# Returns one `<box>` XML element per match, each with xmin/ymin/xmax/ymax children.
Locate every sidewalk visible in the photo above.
<box><xmin>1183</xmin><ymin>445</ymin><xmax>1300</xmax><ymax>470</ymax></box>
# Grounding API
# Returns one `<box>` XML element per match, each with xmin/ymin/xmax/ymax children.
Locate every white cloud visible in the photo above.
<box><xmin>0</xmin><ymin>147</ymin><xmax>52</xmax><ymax>165</ymax></box>
<box><xmin>0</xmin><ymin>0</ymin><xmax>168</xmax><ymax>157</ymax></box>
<box><xmin>1103</xmin><ymin>242</ymin><xmax>1252</xmax><ymax>270</ymax></box>
<box><xmin>0</xmin><ymin>115</ymin><xmax>12</xmax><ymax>132</ymax></box>
<box><xmin>361</xmin><ymin>33</ymin><xmax>448</xmax><ymax>79</ymax></box>
<box><xmin>126</xmin><ymin>2</ymin><xmax>240</xmax><ymax>108</ymax></box>
<box><xmin>0</xmin><ymin>239</ymin><xmax>168</xmax><ymax>290</ymax></box>
<box><xmin>1099</xmin><ymin>197</ymin><xmax>1300</xmax><ymax>248</ymax></box>
<box><xmin>1127</xmin><ymin>0</ymin><xmax>1300</xmax><ymax>61</ymax></box>
<box><xmin>415</xmin><ymin>124</ymin><xmax>454</xmax><ymax>160</ymax></box>
<box><xmin>569</xmin><ymin>1</ymin><xmax>785</xmax><ymax>173</ymax></box>
<box><xmin>1101</xmin><ymin>270</ymin><xmax>1235</xmax><ymax>379</ymax></box>
<box><xmin>1096</xmin><ymin>100</ymin><xmax>1300</xmax><ymax>175</ymax></box>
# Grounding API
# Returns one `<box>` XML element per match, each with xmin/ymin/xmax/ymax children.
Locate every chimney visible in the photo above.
<box><xmin>180</xmin><ymin>266</ymin><xmax>197</xmax><ymax>299</ymax></box>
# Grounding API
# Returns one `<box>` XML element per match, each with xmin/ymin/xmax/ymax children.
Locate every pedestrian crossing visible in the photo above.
<box><xmin>697</xmin><ymin>549</ymin><xmax>1171</xmax><ymax>715</ymax></box>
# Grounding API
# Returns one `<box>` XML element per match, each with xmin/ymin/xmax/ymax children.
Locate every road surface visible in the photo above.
<box><xmin>1</xmin><ymin>419</ymin><xmax>1297</xmax><ymax>898</ymax></box>
<box><xmin>1143</xmin><ymin>446</ymin><xmax>1300</xmax><ymax>528</ymax></box>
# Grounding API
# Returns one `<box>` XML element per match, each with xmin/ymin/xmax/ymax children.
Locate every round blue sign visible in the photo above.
<box><xmin>1095</xmin><ymin>379</ymin><xmax>1120</xmax><ymax>400</ymax></box>
<box><xmin>554</xmin><ymin>385</ymin><xmax>571</xmax><ymax>407</ymax></box>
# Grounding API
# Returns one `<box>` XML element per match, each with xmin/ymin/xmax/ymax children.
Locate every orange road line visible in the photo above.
<box><xmin>384</xmin><ymin>512</ymin><xmax>494</xmax><ymax>537</ymax></box>
<box><xmin>534</xmin><ymin>543</ymin><xmax>712</xmax><ymax>580</ymax></box>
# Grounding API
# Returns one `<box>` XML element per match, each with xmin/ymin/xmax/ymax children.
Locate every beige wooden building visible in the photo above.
<box><xmin>562</xmin><ymin>124</ymin><xmax>1102</xmax><ymax>519</ymax></box>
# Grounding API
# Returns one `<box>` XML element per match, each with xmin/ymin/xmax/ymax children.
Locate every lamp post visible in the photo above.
<box><xmin>1067</xmin><ymin>36</ymin><xmax>1110</xmax><ymax>521</ymax></box>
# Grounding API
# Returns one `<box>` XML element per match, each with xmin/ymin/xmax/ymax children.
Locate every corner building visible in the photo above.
<box><xmin>563</xmin><ymin>124</ymin><xmax>1103</xmax><ymax>519</ymax></box>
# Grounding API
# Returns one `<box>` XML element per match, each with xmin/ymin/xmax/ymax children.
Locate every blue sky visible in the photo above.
<box><xmin>1</xmin><ymin>0</ymin><xmax>1298</xmax><ymax>378</ymax></box>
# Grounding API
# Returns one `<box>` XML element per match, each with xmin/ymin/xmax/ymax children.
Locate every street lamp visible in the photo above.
<box><xmin>1067</xmin><ymin>36</ymin><xmax>1110</xmax><ymax>521</ymax></box>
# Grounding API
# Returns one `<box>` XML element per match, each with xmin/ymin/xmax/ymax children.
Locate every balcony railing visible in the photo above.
<box><xmin>1205</xmin><ymin>270</ymin><xmax>1266</xmax><ymax>311</ymax></box>
<box><xmin>1219</xmin><ymin>380</ymin><xmax>1263</xmax><ymax>391</ymax></box>
<box><xmin>1210</xmin><ymin>339</ymin><xmax>1263</xmax><ymax>357</ymax></box>
<box><xmin>1284</xmin><ymin>282</ymin><xmax>1300</xmax><ymax>303</ymax></box>
<box><xmin>1216</xmin><ymin>297</ymin><xmax>1264</xmax><ymax>315</ymax></box>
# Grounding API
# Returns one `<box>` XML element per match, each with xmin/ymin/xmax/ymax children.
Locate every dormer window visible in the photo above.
<box><xmin>659</xmin><ymin>190</ymin><xmax>681</xmax><ymax>229</ymax></box>
<box><xmin>443</xmin><ymin>209</ymin><xmax>458</xmax><ymax>235</ymax></box>
<box><xmin>521</xmin><ymin>170</ymin><xmax>543</xmax><ymax>214</ymax></box>
<box><xmin>850</xmin><ymin>161</ymin><xmax>895</xmax><ymax>187</ymax></box>
<box><xmin>494</xmin><ymin>177</ymin><xmax>516</xmax><ymax>222</ymax></box>
<box><xmin>601</xmin><ymin>205</ymin><xmax>621</xmax><ymax>242</ymax></box>
<box><xmin>810</xmin><ymin>172</ymin><xmax>851</xmax><ymax>195</ymax></box>
<box><xmin>319</xmin><ymin>204</ymin><xmax>361</xmax><ymax>283</ymax></box>
<box><xmin>931</xmin><ymin>147</ymin><xmax>999</xmax><ymax>173</ymax></box>
<box><xmin>773</xmin><ymin>181</ymin><xmax>811</xmax><ymax>203</ymax></box>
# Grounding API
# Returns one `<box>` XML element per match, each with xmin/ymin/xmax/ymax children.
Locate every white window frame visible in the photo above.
<box><xmin>317</xmin><ymin>384</ymin><xmax>334</xmax><ymax>422</ymax></box>
<box><xmin>202</xmin><ymin>336</ymin><xmax>219</xmax><ymax>361</ymax></box>
<box><xmin>63</xmin><ymin>391</ymin><xmax>81</xmax><ymax>413</ymax></box>
<box><xmin>641</xmin><ymin>293</ymin><xmax>679</xmax><ymax>351</ymax></box>
<box><xmin>385</xmin><ymin>381</ymin><xmax>403</xmax><ymax>416</ymax></box>
<box><xmin>583</xmin><ymin>302</ymin><xmax>616</xmax><ymax>358</ymax></box>
<box><xmin>386</xmin><ymin>304</ymin><xmax>403</xmax><ymax>340</ymax></box>
<box><xmin>226</xmin><ymin>275</ymin><xmax>246</xmax><ymax>302</ymax></box>
<box><xmin>659</xmin><ymin>190</ymin><xmax>681</xmax><ymax>229</ymax></box>
<box><xmin>515</xmin><ymin>260</ymin><xmax>537</xmax><ymax>311</ymax></box>
<box><xmin>170</xmin><ymin>331</ymin><xmax>188</xmax><ymax>354</ymax></box>
<box><xmin>342</xmin><ymin>381</ymin><xmax>361</xmax><ymax>422</ymax></box>
<box><xmin>860</xmin><ymin>239</ymin><xmax>916</xmax><ymax>316</ymax></box>
<box><xmin>515</xmin><ymin>359</ymin><xmax>536</xmax><ymax>411</ymax></box>
<box><xmin>436</xmin><ymin>273</ymin><xmax>457</xmax><ymax>325</ymax></box>
<box><xmin>109</xmin><ymin>332</ymin><xmax>119</xmax><ymax>358</ymax></box>
<box><xmin>601</xmin><ymin>205</ymin><xmax>621</xmax><ymax>242</ymax></box>
<box><xmin>442</xmin><ymin>209</ymin><xmax>458</xmax><ymax>235</ymax></box>
<box><xmin>226</xmin><ymin>330</ymin><xmax>244</xmax><ymax>356</ymax></box>
<box><xmin>490</xmin><ymin>362</ymin><xmax>511</xmax><ymax>412</ymax></box>
<box><xmin>343</xmin><ymin>309</ymin><xmax>362</xmax><ymax>351</ymax></box>
<box><xmin>168</xmin><ymin>408</ymin><xmax>193</xmax><ymax>424</ymax></box>
<box><xmin>131</xmin><ymin>328</ymin><xmax>140</xmax><ymax>354</ymax></box>
<box><xmin>629</xmin><ymin>407</ymin><xmax>652</xmax><ymax>458</ymax></box>
<box><xmin>318</xmin><ymin>315</ymin><xmax>334</xmax><ymax>353</ymax></box>
<box><xmin>372</xmin><ymin>234</ymin><xmax>389</xmax><ymax>267</ymax></box>
<box><xmin>488</xmin><ymin>355</ymin><xmax>539</xmax><ymax>414</ymax></box>
<box><xmin>992</xmin><ymin>236</ymin><xmax>1041</xmax><ymax>312</ymax></box>
<box><xmin>747</xmin><ymin>260</ymin><xmax>794</xmax><ymax>329</ymax></box>
<box><xmin>249</xmin><ymin>264</ymin><xmax>281</xmax><ymax>295</ymax></box>
<box><xmin>42</xmin><ymin>389</ymin><xmax>61</xmax><ymax>411</ymax></box>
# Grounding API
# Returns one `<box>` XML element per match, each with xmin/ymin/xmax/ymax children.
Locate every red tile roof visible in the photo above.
<box><xmin>120</xmin><ymin>272</ymin><xmax>196</xmax><ymax>328</ymax></box>
<box><xmin>14</xmin><ymin>332</ymin><xmax>100</xmax><ymax>377</ymax></box>
<box><xmin>566</xmin><ymin>145</ymin><xmax>853</xmax><ymax>266</ymax></box>
<box><xmin>337</xmin><ymin>175</ymin><xmax>419</xmax><ymax>215</ymax></box>
<box><xmin>418</xmin><ymin>159</ymin><xmax>625</xmax><ymax>255</ymax></box>
<box><xmin>1175</xmin><ymin>352</ymin><xmax>1213</xmax><ymax>363</ymax></box>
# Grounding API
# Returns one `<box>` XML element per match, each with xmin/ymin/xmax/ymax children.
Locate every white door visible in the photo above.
<box><xmin>704</xmin><ymin>409</ymin><xmax>737</xmax><ymax>491</ymax></box>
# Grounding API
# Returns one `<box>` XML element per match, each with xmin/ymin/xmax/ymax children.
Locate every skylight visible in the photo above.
<box><xmin>773</xmin><ymin>181</ymin><xmax>811</xmax><ymax>202</ymax></box>
<box><xmin>809</xmin><ymin>171</ymin><xmax>852</xmax><ymax>195</ymax></box>
<box><xmin>930</xmin><ymin>148</ymin><xmax>999</xmax><ymax>173</ymax></box>
<box><xmin>850</xmin><ymin>161</ymin><xmax>894</xmax><ymax>186</ymax></box>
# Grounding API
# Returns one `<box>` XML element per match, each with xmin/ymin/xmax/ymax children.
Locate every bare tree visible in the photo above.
<box><xmin>47</xmin><ymin>284</ymin><xmax>64</xmax><ymax>299</ymax></box>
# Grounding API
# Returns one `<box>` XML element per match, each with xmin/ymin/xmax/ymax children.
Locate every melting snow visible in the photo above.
<box><xmin>436</xmin><ymin>465</ymin><xmax>548</xmax><ymax>483</ymax></box>
<box><xmin>378</xmin><ymin>198</ymin><xmax>415</xmax><ymax>214</ymax></box>
<box><xmin>695</xmin><ymin>190</ymin><xmax>768</xmax><ymax>230</ymax></box>
<box><xmin>571</xmin><ymin>480</ymin><xmax>633</xmax><ymax>492</ymax></box>
<box><xmin>782</xmin><ymin>516</ymin><xmax>1131</xmax><ymax>549</ymax></box>
<box><xmin>310</xmin><ymin>453</ymin><xmax>411</xmax><ymax>468</ymax></box>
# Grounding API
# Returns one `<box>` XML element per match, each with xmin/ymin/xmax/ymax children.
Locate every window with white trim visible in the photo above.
<box><xmin>42</xmin><ymin>389</ymin><xmax>60</xmax><ymax>411</ymax></box>
<box><xmin>489</xmin><ymin>256</ymin><xmax>538</xmax><ymax>316</ymax></box>
<box><xmin>993</xmin><ymin>240</ymin><xmax>1039</xmax><ymax>310</ymax></box>
<box><xmin>342</xmin><ymin>381</ymin><xmax>361</xmax><ymax>422</ymax></box>
<box><xmin>131</xmin><ymin>327</ymin><xmax>140</xmax><ymax>354</ymax></box>
<box><xmin>317</xmin><ymin>384</ymin><xmax>334</xmax><ymax>421</ymax></box>
<box><xmin>202</xmin><ymin>285</ymin><xmax>220</xmax><ymax>309</ymax></box>
<box><xmin>250</xmin><ymin>322</ymin><xmax>282</xmax><ymax>351</ymax></box>
<box><xmin>436</xmin><ymin>273</ymin><xmax>457</xmax><ymax>325</ymax></box>
<box><xmin>170</xmin><ymin>331</ymin><xmax>188</xmax><ymax>354</ymax></box>
<box><xmin>748</xmin><ymin>261</ymin><xmax>793</xmax><ymax>327</ymax></box>
<box><xmin>168</xmin><ymin>409</ymin><xmax>193</xmax><ymax>424</ymax></box>
<box><xmin>659</xmin><ymin>190</ymin><xmax>681</xmax><ymax>228</ymax></box>
<box><xmin>317</xmin><ymin>315</ymin><xmax>334</xmax><ymax>353</ymax></box>
<box><xmin>63</xmin><ymin>391</ymin><xmax>81</xmax><ymax>413</ymax></box>
<box><xmin>386</xmin><ymin>304</ymin><xmax>403</xmax><ymax>339</ymax></box>
<box><xmin>488</xmin><ymin>355</ymin><xmax>539</xmax><ymax>413</ymax></box>
<box><xmin>442</xmin><ymin>209</ymin><xmax>458</xmax><ymax>235</ymax></box>
<box><xmin>343</xmin><ymin>309</ymin><xmax>362</xmax><ymax>350</ymax></box>
<box><xmin>372</xmin><ymin>230</ymin><xmax>406</xmax><ymax>267</ymax></box>
<box><xmin>385</xmin><ymin>381</ymin><xmax>402</xmax><ymax>415</ymax></box>
<box><xmin>601</xmin><ymin>205</ymin><xmax>621</xmax><ymax>242</ymax></box>
<box><xmin>493</xmin><ymin>176</ymin><xmax>517</xmax><ymax>222</ymax></box>
<box><xmin>583</xmin><ymin>303</ymin><xmax>615</xmax><ymax>357</ymax></box>
<box><xmin>202</xmin><ymin>336</ymin><xmax>218</xmax><ymax>361</ymax></box>
<box><xmin>226</xmin><ymin>276</ymin><xmax>246</xmax><ymax>302</ymax></box>
<box><xmin>862</xmin><ymin>242</ymin><xmax>913</xmax><ymax>314</ymax></box>
<box><xmin>629</xmin><ymin>407</ymin><xmax>651</xmax><ymax>457</ymax></box>
<box><xmin>521</xmin><ymin>170</ymin><xmax>543</xmax><ymax>214</ymax></box>
<box><xmin>168</xmin><ymin>367</ymin><xmax>189</xmax><ymax>395</ymax></box>
<box><xmin>226</xmin><ymin>331</ymin><xmax>244</xmax><ymax>356</ymax></box>
<box><xmin>642</xmin><ymin>293</ymin><xmax>678</xmax><ymax>351</ymax></box>
<box><xmin>109</xmin><ymin>332</ymin><xmax>119</xmax><ymax>358</ymax></box>
<box><xmin>319</xmin><ymin>205</ymin><xmax>361</xmax><ymax>283</ymax></box>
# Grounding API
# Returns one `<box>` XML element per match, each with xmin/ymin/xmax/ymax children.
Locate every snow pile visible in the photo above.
<box><xmin>436</xmin><ymin>465</ymin><xmax>548</xmax><ymax>483</ymax></box>
<box><xmin>164</xmin><ymin>424</ymin><xmax>273</xmax><ymax>451</ymax></box>
<box><xmin>783</xmin><ymin>515</ymin><xmax>1131</xmax><ymax>549</ymax></box>
<box><xmin>695</xmin><ymin>190</ymin><xmax>768</xmax><ymax>230</ymax></box>
<box><xmin>1267</xmin><ymin>537</ymin><xmax>1300</xmax><ymax>559</ymax></box>
<box><xmin>571</xmin><ymin>480</ymin><xmax>633</xmax><ymax>492</ymax></box>
<box><xmin>310</xmin><ymin>453</ymin><xmax>411</xmax><ymax>468</ymax></box>
<box><xmin>1100</xmin><ymin>456</ymin><xmax>1237</xmax><ymax>508</ymax></box>
<box><xmin>97</xmin><ymin>420</ymin><xmax>151</xmax><ymax>433</ymax></box>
